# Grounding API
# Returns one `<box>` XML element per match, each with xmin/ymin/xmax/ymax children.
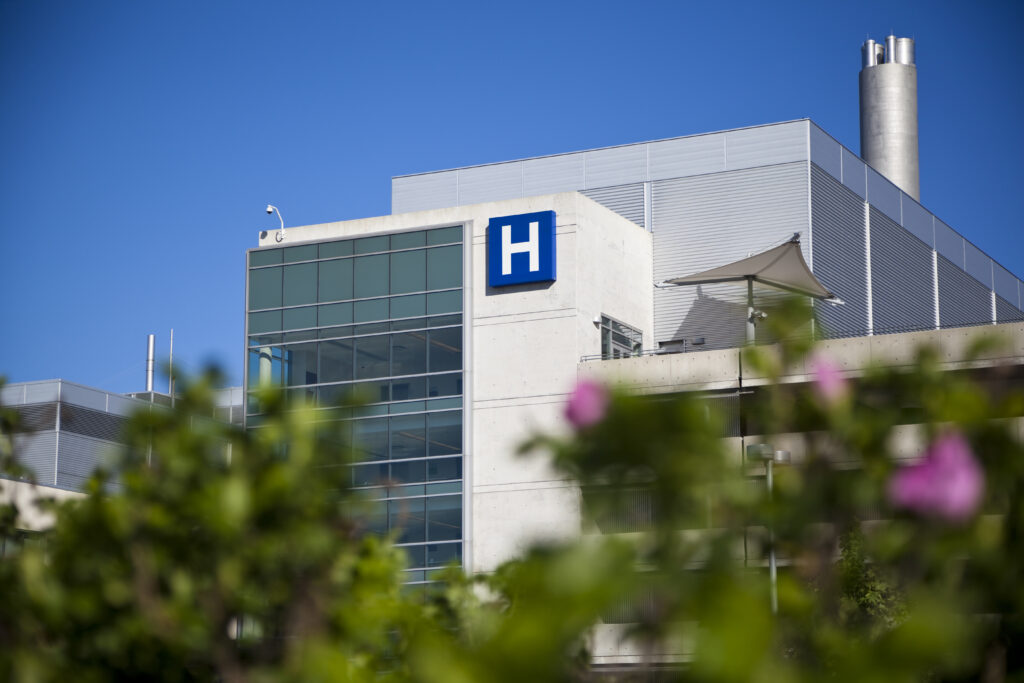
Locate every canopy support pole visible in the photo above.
<box><xmin>746</xmin><ymin>277</ymin><xmax>755</xmax><ymax>345</ymax></box>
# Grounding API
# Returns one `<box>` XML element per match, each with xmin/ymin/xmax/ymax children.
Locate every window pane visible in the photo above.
<box><xmin>427</xmin><ymin>457</ymin><xmax>462</xmax><ymax>482</ymax></box>
<box><xmin>354</xmin><ymin>298</ymin><xmax>388</xmax><ymax>323</ymax></box>
<box><xmin>428</xmin><ymin>328</ymin><xmax>461</xmax><ymax>372</ymax></box>
<box><xmin>319</xmin><ymin>302</ymin><xmax>352</xmax><ymax>326</ymax></box>
<box><xmin>320</xmin><ymin>240</ymin><xmax>352</xmax><ymax>259</ymax></box>
<box><xmin>363</xmin><ymin>498</ymin><xmax>388</xmax><ymax>534</ymax></box>
<box><xmin>248</xmin><ymin>267</ymin><xmax>282</xmax><ymax>309</ymax></box>
<box><xmin>392</xmin><ymin>332</ymin><xmax>427</xmax><ymax>376</ymax></box>
<box><xmin>427</xmin><ymin>411</ymin><xmax>462</xmax><ymax>456</ymax></box>
<box><xmin>390</xmin><ymin>249</ymin><xmax>426</xmax><ymax>295</ymax></box>
<box><xmin>355</xmin><ymin>235</ymin><xmax>389</xmax><ymax>254</ymax></box>
<box><xmin>427</xmin><ymin>496</ymin><xmax>461</xmax><ymax>541</ymax></box>
<box><xmin>426</xmin><ymin>542</ymin><xmax>461</xmax><ymax>567</ymax></box>
<box><xmin>390</xmin><ymin>498</ymin><xmax>425</xmax><ymax>544</ymax></box>
<box><xmin>392</xmin><ymin>230</ymin><xmax>426</xmax><ymax>249</ymax></box>
<box><xmin>426</xmin><ymin>291</ymin><xmax>461</xmax><ymax>315</ymax></box>
<box><xmin>250</xmin><ymin>249</ymin><xmax>281</xmax><ymax>266</ymax></box>
<box><xmin>402</xmin><ymin>544</ymin><xmax>426</xmax><ymax>569</ymax></box>
<box><xmin>353</xmin><ymin>418</ymin><xmax>388</xmax><ymax>461</ymax></box>
<box><xmin>353</xmin><ymin>380</ymin><xmax>390</xmax><ymax>404</ymax></box>
<box><xmin>391</xmin><ymin>376</ymin><xmax>426</xmax><ymax>402</ymax></box>
<box><xmin>355</xmin><ymin>335</ymin><xmax>390</xmax><ymax>379</ymax></box>
<box><xmin>283</xmin><ymin>306</ymin><xmax>316</xmax><ymax>330</ymax></box>
<box><xmin>248</xmin><ymin>346</ymin><xmax>281</xmax><ymax>386</ymax></box>
<box><xmin>427</xmin><ymin>226</ymin><xmax>462</xmax><ymax>245</ymax></box>
<box><xmin>319</xmin><ymin>259</ymin><xmax>353</xmax><ymax>302</ymax></box>
<box><xmin>353</xmin><ymin>462</ymin><xmax>387</xmax><ymax>487</ymax></box>
<box><xmin>249</xmin><ymin>310</ymin><xmax>282</xmax><ymax>334</ymax></box>
<box><xmin>427</xmin><ymin>245</ymin><xmax>462</xmax><ymax>290</ymax></box>
<box><xmin>318</xmin><ymin>383</ymin><xmax>353</xmax><ymax>405</ymax></box>
<box><xmin>390</xmin><ymin>414</ymin><xmax>426</xmax><ymax>461</ymax></box>
<box><xmin>427</xmin><ymin>372</ymin><xmax>461</xmax><ymax>398</ymax></box>
<box><xmin>283</xmin><ymin>343</ymin><xmax>317</xmax><ymax>386</ymax></box>
<box><xmin>283</xmin><ymin>244</ymin><xmax>317</xmax><ymax>263</ymax></box>
<box><xmin>354</xmin><ymin>254</ymin><xmax>389</xmax><ymax>298</ymax></box>
<box><xmin>283</xmin><ymin>263</ymin><xmax>317</xmax><ymax>306</ymax></box>
<box><xmin>391</xmin><ymin>459</ymin><xmax>426</xmax><ymax>485</ymax></box>
<box><xmin>319</xmin><ymin>339</ymin><xmax>353</xmax><ymax>382</ymax></box>
<box><xmin>391</xmin><ymin>294</ymin><xmax>426</xmax><ymax>319</ymax></box>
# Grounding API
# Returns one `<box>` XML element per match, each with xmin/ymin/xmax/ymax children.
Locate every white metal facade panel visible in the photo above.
<box><xmin>724</xmin><ymin>122</ymin><xmax>808</xmax><ymax>171</ymax></box>
<box><xmin>584</xmin><ymin>144</ymin><xmax>647</xmax><ymax>189</ymax></box>
<box><xmin>60</xmin><ymin>383</ymin><xmax>109</xmax><ymax>412</ymax></box>
<box><xmin>900</xmin><ymin>195</ymin><xmax>934</xmax><ymax>247</ymax></box>
<box><xmin>809</xmin><ymin>123</ymin><xmax>842</xmax><ymax>180</ymax></box>
<box><xmin>651</xmin><ymin>162</ymin><xmax>810</xmax><ymax>345</ymax></box>
<box><xmin>391</xmin><ymin>170</ymin><xmax>458</xmax><ymax>214</ymax></box>
<box><xmin>56</xmin><ymin>431</ymin><xmax>117</xmax><ymax>485</ymax></box>
<box><xmin>810</xmin><ymin>165</ymin><xmax>869</xmax><ymax>338</ymax></box>
<box><xmin>870</xmin><ymin>208</ymin><xmax>934</xmax><ymax>334</ymax></box>
<box><xmin>523</xmin><ymin>154</ymin><xmax>584</xmax><ymax>195</ymax></box>
<box><xmin>997</xmin><ymin>295</ymin><xmax>1024</xmax><ymax>322</ymax></box>
<box><xmin>840</xmin><ymin>148</ymin><xmax>866</xmax><ymax>199</ymax></box>
<box><xmin>457</xmin><ymin>163</ymin><xmax>522</xmax><ymax>205</ymax></box>
<box><xmin>648</xmin><ymin>134</ymin><xmax>725</xmax><ymax>181</ymax></box>
<box><xmin>581</xmin><ymin>184</ymin><xmax>646</xmax><ymax>228</ymax></box>
<box><xmin>964</xmin><ymin>241</ymin><xmax>992</xmax><ymax>286</ymax></box>
<box><xmin>866</xmin><ymin>167</ymin><xmax>901</xmax><ymax>224</ymax></box>
<box><xmin>24</xmin><ymin>382</ymin><xmax>60</xmax><ymax>404</ymax></box>
<box><xmin>937</xmin><ymin>254</ymin><xmax>993</xmax><ymax>327</ymax></box>
<box><xmin>934</xmin><ymin>218</ymin><xmax>963</xmax><ymax>266</ymax></box>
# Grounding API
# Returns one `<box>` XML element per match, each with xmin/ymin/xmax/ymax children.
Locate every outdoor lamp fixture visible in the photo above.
<box><xmin>746</xmin><ymin>443</ymin><xmax>791</xmax><ymax>614</ymax></box>
<box><xmin>266</xmin><ymin>204</ymin><xmax>286</xmax><ymax>242</ymax></box>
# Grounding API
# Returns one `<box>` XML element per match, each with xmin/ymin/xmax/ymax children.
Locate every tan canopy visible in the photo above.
<box><xmin>660</xmin><ymin>235</ymin><xmax>840</xmax><ymax>302</ymax></box>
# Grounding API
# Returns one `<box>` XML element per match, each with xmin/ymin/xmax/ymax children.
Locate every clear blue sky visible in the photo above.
<box><xmin>2</xmin><ymin>0</ymin><xmax>1022</xmax><ymax>393</ymax></box>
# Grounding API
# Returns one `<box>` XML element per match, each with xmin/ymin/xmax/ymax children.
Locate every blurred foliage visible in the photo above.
<box><xmin>2</xmin><ymin>302</ymin><xmax>1024</xmax><ymax>681</ymax></box>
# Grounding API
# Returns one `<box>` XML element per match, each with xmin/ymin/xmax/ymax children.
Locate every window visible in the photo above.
<box><xmin>600</xmin><ymin>315</ymin><xmax>642</xmax><ymax>359</ymax></box>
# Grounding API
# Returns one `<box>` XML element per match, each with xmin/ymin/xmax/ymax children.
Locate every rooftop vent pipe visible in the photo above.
<box><xmin>146</xmin><ymin>334</ymin><xmax>155</xmax><ymax>392</ymax></box>
<box><xmin>859</xmin><ymin>35</ymin><xmax>919</xmax><ymax>201</ymax></box>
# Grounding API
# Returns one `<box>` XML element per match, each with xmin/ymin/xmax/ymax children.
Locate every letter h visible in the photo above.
<box><xmin>501</xmin><ymin>222</ymin><xmax>539</xmax><ymax>275</ymax></box>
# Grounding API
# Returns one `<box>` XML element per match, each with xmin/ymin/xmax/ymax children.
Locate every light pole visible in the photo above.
<box><xmin>746</xmin><ymin>443</ymin><xmax>791</xmax><ymax>614</ymax></box>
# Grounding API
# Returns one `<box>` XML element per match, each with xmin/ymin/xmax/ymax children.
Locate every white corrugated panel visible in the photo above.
<box><xmin>840</xmin><ymin>148</ymin><xmax>866</xmax><ymax>199</ymax></box>
<box><xmin>934</xmin><ymin>219</ymin><xmax>963</xmax><ymax>266</ymax></box>
<box><xmin>584</xmin><ymin>144</ymin><xmax>646</xmax><ymax>188</ymax></box>
<box><xmin>457</xmin><ymin>163</ymin><xmax>522</xmax><ymax>205</ymax></box>
<box><xmin>581</xmin><ymin>184</ymin><xmax>646</xmax><ymax>228</ymax></box>
<box><xmin>809</xmin><ymin>123</ymin><xmax>842</xmax><ymax>181</ymax></box>
<box><xmin>725</xmin><ymin>122</ymin><xmax>808</xmax><ymax>171</ymax></box>
<box><xmin>964</xmin><ymin>241</ymin><xmax>991</xmax><ymax>287</ymax></box>
<box><xmin>10</xmin><ymin>431</ymin><xmax>57</xmax><ymax>484</ymax></box>
<box><xmin>870</xmin><ymin>208</ymin><xmax>934</xmax><ymax>334</ymax></box>
<box><xmin>391</xmin><ymin>170</ymin><xmax>458</xmax><ymax>214</ymax></box>
<box><xmin>900</xmin><ymin>195</ymin><xmax>933</xmax><ymax>247</ymax></box>
<box><xmin>651</xmin><ymin>162</ymin><xmax>810</xmax><ymax>345</ymax></box>
<box><xmin>648</xmin><ymin>134</ymin><xmax>725</xmax><ymax>181</ymax></box>
<box><xmin>866</xmin><ymin>167</ymin><xmax>901</xmax><ymax>224</ymax></box>
<box><xmin>810</xmin><ymin>165</ymin><xmax>869</xmax><ymax>338</ymax></box>
<box><xmin>938</xmin><ymin>254</ymin><xmax>992</xmax><ymax>327</ymax></box>
<box><xmin>523</xmin><ymin>154</ymin><xmax>584</xmax><ymax>195</ymax></box>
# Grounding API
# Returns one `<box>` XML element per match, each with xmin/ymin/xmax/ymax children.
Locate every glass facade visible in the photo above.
<box><xmin>246</xmin><ymin>225</ymin><xmax>464</xmax><ymax>583</ymax></box>
<box><xmin>599</xmin><ymin>315</ymin><xmax>642</xmax><ymax>359</ymax></box>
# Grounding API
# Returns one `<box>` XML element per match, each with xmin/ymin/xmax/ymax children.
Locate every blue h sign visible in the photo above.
<box><xmin>487</xmin><ymin>211</ymin><xmax>557</xmax><ymax>287</ymax></box>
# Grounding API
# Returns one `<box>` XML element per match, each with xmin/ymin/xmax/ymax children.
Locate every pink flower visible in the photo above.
<box><xmin>565</xmin><ymin>380</ymin><xmax>609</xmax><ymax>429</ymax></box>
<box><xmin>888</xmin><ymin>432</ymin><xmax>985</xmax><ymax>522</ymax></box>
<box><xmin>810</xmin><ymin>353</ymin><xmax>848</xmax><ymax>403</ymax></box>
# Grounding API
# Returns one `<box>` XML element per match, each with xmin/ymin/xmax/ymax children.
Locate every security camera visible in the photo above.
<box><xmin>265</xmin><ymin>205</ymin><xmax>274</xmax><ymax>215</ymax></box>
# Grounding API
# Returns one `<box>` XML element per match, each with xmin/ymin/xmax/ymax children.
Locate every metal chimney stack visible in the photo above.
<box><xmin>146</xmin><ymin>334</ymin><xmax>155</xmax><ymax>392</ymax></box>
<box><xmin>859</xmin><ymin>35</ymin><xmax>920</xmax><ymax>201</ymax></box>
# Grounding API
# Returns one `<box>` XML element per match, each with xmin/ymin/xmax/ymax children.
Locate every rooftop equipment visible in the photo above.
<box><xmin>860</xmin><ymin>35</ymin><xmax>920</xmax><ymax>201</ymax></box>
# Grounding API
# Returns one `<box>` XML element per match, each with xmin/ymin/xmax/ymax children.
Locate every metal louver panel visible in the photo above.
<box><xmin>8</xmin><ymin>431</ymin><xmax>57</xmax><ymax>484</ymax></box>
<box><xmin>651</xmin><ymin>162</ymin><xmax>809</xmax><ymax>346</ymax></box>
<box><xmin>581</xmin><ymin>184</ymin><xmax>646</xmax><ymax>228</ymax></box>
<box><xmin>997</xmin><ymin>295</ymin><xmax>1024</xmax><ymax>322</ymax></box>
<box><xmin>56</xmin><ymin>432</ymin><xmax>123</xmax><ymax>491</ymax></box>
<box><xmin>11</xmin><ymin>403</ymin><xmax>58</xmax><ymax>432</ymax></box>
<box><xmin>809</xmin><ymin>123</ymin><xmax>842</xmax><ymax>180</ymax></box>
<box><xmin>866</xmin><ymin>167</ymin><xmax>901</xmax><ymax>224</ymax></box>
<box><xmin>523</xmin><ymin>154</ymin><xmax>584</xmax><ymax>195</ymax></box>
<box><xmin>584</xmin><ymin>145</ymin><xmax>646</xmax><ymax>188</ymax></box>
<box><xmin>810</xmin><ymin>164</ymin><xmax>869</xmax><ymax>338</ymax></box>
<box><xmin>870</xmin><ymin>208</ymin><xmax>933</xmax><ymax>334</ymax></box>
<box><xmin>725</xmin><ymin>123</ymin><xmax>808</xmax><ymax>170</ymax></box>
<box><xmin>391</xmin><ymin>170</ymin><xmax>458</xmax><ymax>214</ymax></box>
<box><xmin>937</xmin><ymin>254</ymin><xmax>993</xmax><ymax>327</ymax></box>
<box><xmin>60</xmin><ymin>403</ymin><xmax>128</xmax><ymax>444</ymax></box>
